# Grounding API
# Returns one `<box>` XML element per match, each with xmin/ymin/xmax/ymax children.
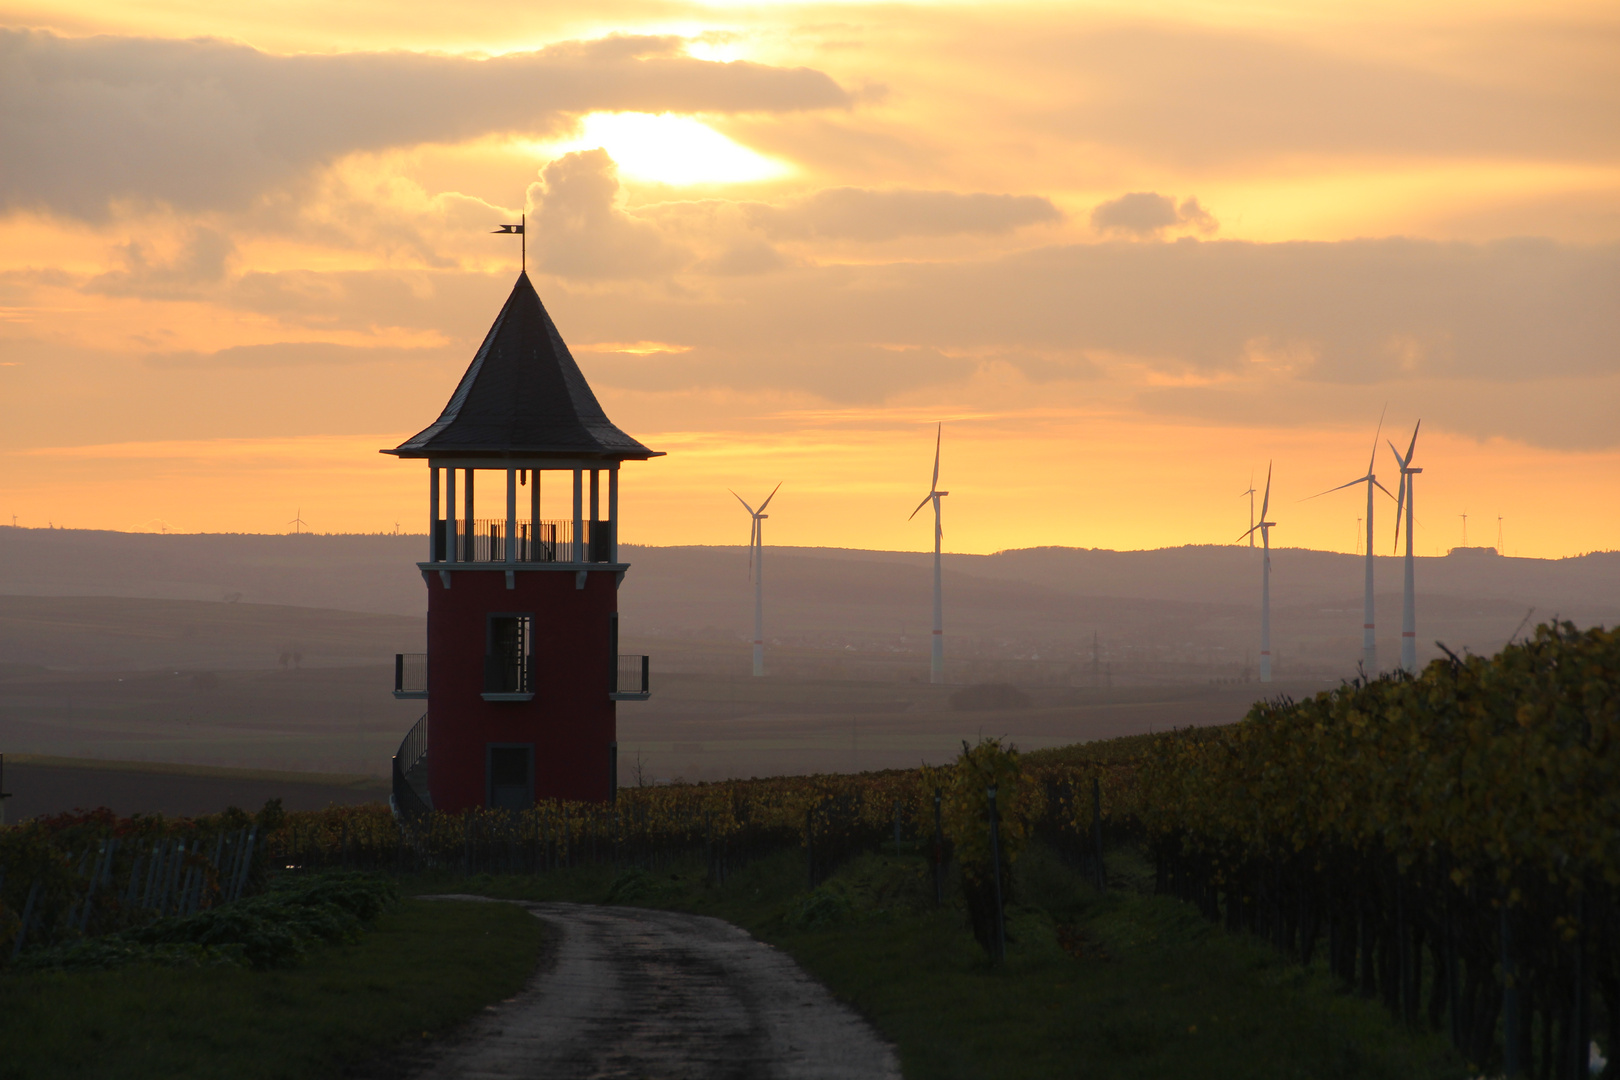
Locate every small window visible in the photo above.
<box><xmin>485</xmin><ymin>614</ymin><xmax>532</xmax><ymax>693</ymax></box>
<box><xmin>487</xmin><ymin>744</ymin><xmax>533</xmax><ymax>809</ymax></box>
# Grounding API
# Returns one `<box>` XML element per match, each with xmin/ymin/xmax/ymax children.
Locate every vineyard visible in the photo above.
<box><xmin>1</xmin><ymin>621</ymin><xmax>1615</xmax><ymax>1077</ymax></box>
<box><xmin>1140</xmin><ymin>622</ymin><xmax>1619</xmax><ymax>1080</ymax></box>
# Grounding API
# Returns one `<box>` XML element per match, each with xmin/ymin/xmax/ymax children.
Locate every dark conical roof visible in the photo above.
<box><xmin>385</xmin><ymin>273</ymin><xmax>660</xmax><ymax>461</ymax></box>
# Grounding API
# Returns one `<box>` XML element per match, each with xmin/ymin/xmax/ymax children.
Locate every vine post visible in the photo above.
<box><xmin>987</xmin><ymin>784</ymin><xmax>1006</xmax><ymax>964</ymax></box>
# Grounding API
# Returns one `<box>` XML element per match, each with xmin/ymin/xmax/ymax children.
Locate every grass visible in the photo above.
<box><xmin>0</xmin><ymin>896</ymin><xmax>548</xmax><ymax>1080</ymax></box>
<box><xmin>412</xmin><ymin>844</ymin><xmax>1471</xmax><ymax>1080</ymax></box>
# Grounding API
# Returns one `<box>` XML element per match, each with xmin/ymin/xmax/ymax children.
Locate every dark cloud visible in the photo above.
<box><xmin>746</xmin><ymin>188</ymin><xmax>1062</xmax><ymax>241</ymax></box>
<box><xmin>0</xmin><ymin>30</ymin><xmax>851</xmax><ymax>219</ymax></box>
<box><xmin>1090</xmin><ymin>192</ymin><xmax>1217</xmax><ymax>238</ymax></box>
<box><xmin>527</xmin><ymin>150</ymin><xmax>690</xmax><ymax>279</ymax></box>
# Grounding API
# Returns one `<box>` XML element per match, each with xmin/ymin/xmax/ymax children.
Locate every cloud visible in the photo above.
<box><xmin>1090</xmin><ymin>193</ymin><xmax>1217</xmax><ymax>238</ymax></box>
<box><xmin>1019</xmin><ymin>22</ymin><xmax>1620</xmax><ymax>167</ymax></box>
<box><xmin>86</xmin><ymin>227</ymin><xmax>235</xmax><ymax>297</ymax></box>
<box><xmin>143</xmin><ymin>341</ymin><xmax>446</xmax><ymax>368</ymax></box>
<box><xmin>528</xmin><ymin>150</ymin><xmax>689</xmax><ymax>279</ymax></box>
<box><xmin>0</xmin><ymin>30</ymin><xmax>851</xmax><ymax>219</ymax></box>
<box><xmin>581</xmin><ymin>342</ymin><xmax>977</xmax><ymax>402</ymax></box>
<box><xmin>746</xmin><ymin>188</ymin><xmax>1062</xmax><ymax>242</ymax></box>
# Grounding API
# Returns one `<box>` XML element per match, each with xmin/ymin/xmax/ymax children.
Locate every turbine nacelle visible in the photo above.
<box><xmin>1235</xmin><ymin>461</ymin><xmax>1273</xmax><ymax>544</ymax></box>
<box><xmin>730</xmin><ymin>481</ymin><xmax>782</xmax><ymax>579</ymax></box>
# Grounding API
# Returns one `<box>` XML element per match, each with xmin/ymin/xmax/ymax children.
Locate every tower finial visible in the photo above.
<box><xmin>492</xmin><ymin>213</ymin><xmax>526</xmax><ymax>272</ymax></box>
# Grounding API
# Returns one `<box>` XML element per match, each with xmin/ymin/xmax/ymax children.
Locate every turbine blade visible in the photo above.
<box><xmin>1235</xmin><ymin>524</ymin><xmax>1261</xmax><ymax>544</ymax></box>
<box><xmin>1367</xmin><ymin>403</ymin><xmax>1388</xmax><ymax>474</ymax></box>
<box><xmin>908</xmin><ymin>492</ymin><xmax>933</xmax><ymax>521</ymax></box>
<box><xmin>756</xmin><ymin>481</ymin><xmax>784</xmax><ymax>515</ymax></box>
<box><xmin>931</xmin><ymin>423</ymin><xmax>942</xmax><ymax>492</ymax></box>
<box><xmin>1392</xmin><ymin>475</ymin><xmax>1407</xmax><ymax>553</ymax></box>
<box><xmin>1304</xmin><ymin>475</ymin><xmax>1370</xmax><ymax>500</ymax></box>
<box><xmin>1387</xmin><ymin>439</ymin><xmax>1406</xmax><ymax>470</ymax></box>
<box><xmin>1404</xmin><ymin>419</ymin><xmax>1421</xmax><ymax>463</ymax></box>
<box><xmin>1372</xmin><ymin>477</ymin><xmax>1396</xmax><ymax>500</ymax></box>
<box><xmin>730</xmin><ymin>490</ymin><xmax>756</xmax><ymax>516</ymax></box>
<box><xmin>1260</xmin><ymin>462</ymin><xmax>1272</xmax><ymax>520</ymax></box>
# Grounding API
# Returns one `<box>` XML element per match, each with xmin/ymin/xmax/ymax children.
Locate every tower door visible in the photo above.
<box><xmin>487</xmin><ymin>744</ymin><xmax>533</xmax><ymax>809</ymax></box>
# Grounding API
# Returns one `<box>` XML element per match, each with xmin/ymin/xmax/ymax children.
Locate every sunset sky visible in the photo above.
<box><xmin>1</xmin><ymin>0</ymin><xmax>1616</xmax><ymax>558</ymax></box>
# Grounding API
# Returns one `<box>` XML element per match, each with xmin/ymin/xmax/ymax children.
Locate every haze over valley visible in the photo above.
<box><xmin>4</xmin><ymin>526</ymin><xmax>1613</xmax><ymax>783</ymax></box>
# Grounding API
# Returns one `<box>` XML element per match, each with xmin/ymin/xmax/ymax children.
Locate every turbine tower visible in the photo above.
<box><xmin>731</xmin><ymin>483</ymin><xmax>781</xmax><ymax>677</ymax></box>
<box><xmin>1389</xmin><ymin>421</ymin><xmax>1422</xmax><ymax>673</ymax></box>
<box><xmin>1236</xmin><ymin>463</ymin><xmax>1275</xmax><ymax>682</ymax></box>
<box><xmin>1307</xmin><ymin>411</ymin><xmax>1392</xmax><ymax>674</ymax></box>
<box><xmin>910</xmin><ymin>424</ymin><xmax>949</xmax><ymax>684</ymax></box>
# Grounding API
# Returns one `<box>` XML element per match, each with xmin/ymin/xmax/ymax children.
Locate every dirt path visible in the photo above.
<box><xmin>409</xmin><ymin>898</ymin><xmax>901</xmax><ymax>1080</ymax></box>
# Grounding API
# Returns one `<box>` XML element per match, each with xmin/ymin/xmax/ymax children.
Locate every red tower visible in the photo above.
<box><xmin>385</xmin><ymin>273</ymin><xmax>660</xmax><ymax>813</ymax></box>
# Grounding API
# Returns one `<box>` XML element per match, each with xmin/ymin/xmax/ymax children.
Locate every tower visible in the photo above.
<box><xmin>385</xmin><ymin>272</ymin><xmax>661</xmax><ymax>813</ymax></box>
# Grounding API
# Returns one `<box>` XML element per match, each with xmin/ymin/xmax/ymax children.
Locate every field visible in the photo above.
<box><xmin>0</xmin><ymin>897</ymin><xmax>548</xmax><ymax>1080</ymax></box>
<box><xmin>0</xmin><ymin>590</ymin><xmax>1324</xmax><ymax>789</ymax></box>
<box><xmin>1</xmin><ymin>757</ymin><xmax>387</xmax><ymax>820</ymax></box>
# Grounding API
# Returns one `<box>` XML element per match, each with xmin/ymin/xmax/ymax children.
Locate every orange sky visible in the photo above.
<box><xmin>1</xmin><ymin>0</ymin><xmax>1616</xmax><ymax>557</ymax></box>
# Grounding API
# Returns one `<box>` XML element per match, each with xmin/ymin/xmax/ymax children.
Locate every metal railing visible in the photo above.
<box><xmin>434</xmin><ymin>518</ymin><xmax>619</xmax><ymax>563</ymax></box>
<box><xmin>394</xmin><ymin>653</ymin><xmax>427</xmax><ymax>698</ymax></box>
<box><xmin>612</xmin><ymin>654</ymin><xmax>650</xmax><ymax>697</ymax></box>
<box><xmin>468</xmin><ymin>519</ymin><xmax>570</xmax><ymax>563</ymax></box>
<box><xmin>391</xmin><ymin>712</ymin><xmax>430</xmax><ymax>818</ymax></box>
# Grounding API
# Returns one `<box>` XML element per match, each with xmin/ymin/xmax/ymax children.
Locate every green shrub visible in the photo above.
<box><xmin>15</xmin><ymin>871</ymin><xmax>396</xmax><ymax>972</ymax></box>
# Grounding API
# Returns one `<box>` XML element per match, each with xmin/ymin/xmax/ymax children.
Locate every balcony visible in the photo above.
<box><xmin>393</xmin><ymin>653</ymin><xmax>427</xmax><ymax>699</ymax></box>
<box><xmin>612</xmin><ymin>654</ymin><xmax>650</xmax><ymax>701</ymax></box>
<box><xmin>432</xmin><ymin>519</ymin><xmax>616</xmax><ymax>564</ymax></box>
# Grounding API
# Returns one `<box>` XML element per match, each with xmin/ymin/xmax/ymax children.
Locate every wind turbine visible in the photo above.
<box><xmin>1240</xmin><ymin>474</ymin><xmax>1257</xmax><ymax>547</ymax></box>
<box><xmin>1306</xmin><ymin>411</ymin><xmax>1393</xmax><ymax>674</ymax></box>
<box><xmin>731</xmin><ymin>483</ymin><xmax>781</xmax><ymax>677</ymax></box>
<box><xmin>909</xmin><ymin>424</ymin><xmax>949</xmax><ymax>684</ymax></box>
<box><xmin>1389</xmin><ymin>421</ymin><xmax>1422</xmax><ymax>673</ymax></box>
<box><xmin>1236</xmin><ymin>463</ymin><xmax>1275</xmax><ymax>682</ymax></box>
<box><xmin>288</xmin><ymin>509</ymin><xmax>307</xmax><ymax>535</ymax></box>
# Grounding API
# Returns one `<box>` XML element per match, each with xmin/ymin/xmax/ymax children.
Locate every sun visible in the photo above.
<box><xmin>541</xmin><ymin>112</ymin><xmax>791</xmax><ymax>186</ymax></box>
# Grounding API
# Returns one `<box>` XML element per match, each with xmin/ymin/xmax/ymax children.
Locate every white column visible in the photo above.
<box><xmin>607</xmin><ymin>467</ymin><xmax>619</xmax><ymax>563</ymax></box>
<box><xmin>530</xmin><ymin>469</ymin><xmax>541</xmax><ymax>530</ymax></box>
<box><xmin>505</xmin><ymin>467</ymin><xmax>517</xmax><ymax>565</ymax></box>
<box><xmin>464</xmin><ymin>469</ymin><xmax>475</xmax><ymax>561</ymax></box>
<box><xmin>429</xmin><ymin>466</ymin><xmax>440</xmax><ymax>562</ymax></box>
<box><xmin>1402</xmin><ymin>474</ymin><xmax>1418</xmax><ymax>672</ymax></box>
<box><xmin>1260</xmin><ymin>529</ymin><xmax>1272</xmax><ymax>683</ymax></box>
<box><xmin>1363</xmin><ymin>479</ymin><xmax>1377</xmax><ymax>673</ymax></box>
<box><xmin>572</xmin><ymin>468</ymin><xmax>584</xmax><ymax>563</ymax></box>
<box><xmin>589</xmin><ymin>469</ymin><xmax>600</xmax><ymax>562</ymax></box>
<box><xmin>445</xmin><ymin>468</ymin><xmax>458</xmax><ymax>562</ymax></box>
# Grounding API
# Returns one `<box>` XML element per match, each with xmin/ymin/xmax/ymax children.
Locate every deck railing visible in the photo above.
<box><xmin>393</xmin><ymin>653</ymin><xmax>427</xmax><ymax>698</ymax></box>
<box><xmin>612</xmin><ymin>654</ymin><xmax>650</xmax><ymax>698</ymax></box>
<box><xmin>434</xmin><ymin>518</ymin><xmax>618</xmax><ymax>563</ymax></box>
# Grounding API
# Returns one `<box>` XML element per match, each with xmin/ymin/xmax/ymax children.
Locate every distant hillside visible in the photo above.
<box><xmin>2</xmin><ymin>526</ymin><xmax>1616</xmax><ymax>676</ymax></box>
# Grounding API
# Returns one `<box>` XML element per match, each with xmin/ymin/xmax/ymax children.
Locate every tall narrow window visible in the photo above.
<box><xmin>485</xmin><ymin>614</ymin><xmax>532</xmax><ymax>693</ymax></box>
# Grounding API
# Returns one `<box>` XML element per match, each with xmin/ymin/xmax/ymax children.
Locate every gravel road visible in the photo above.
<box><xmin>407</xmin><ymin>898</ymin><xmax>901</xmax><ymax>1080</ymax></box>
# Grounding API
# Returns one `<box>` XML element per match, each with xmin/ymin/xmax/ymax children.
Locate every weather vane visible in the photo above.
<box><xmin>493</xmin><ymin>213</ymin><xmax>525</xmax><ymax>272</ymax></box>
